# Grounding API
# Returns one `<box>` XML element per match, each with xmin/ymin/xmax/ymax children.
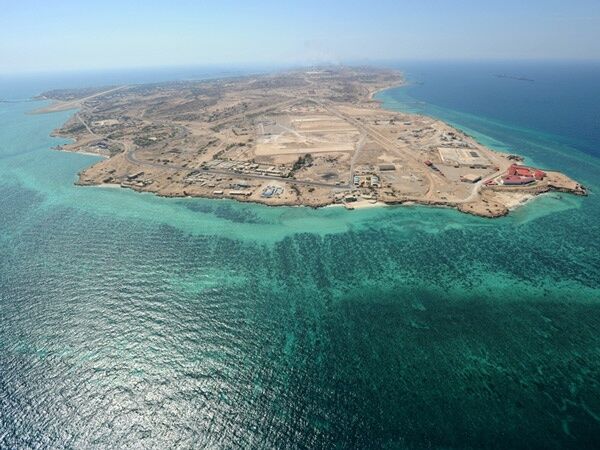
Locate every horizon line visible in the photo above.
<box><xmin>2</xmin><ymin>57</ymin><xmax>600</xmax><ymax>77</ymax></box>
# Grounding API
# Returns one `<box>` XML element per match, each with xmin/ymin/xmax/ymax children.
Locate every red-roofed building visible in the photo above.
<box><xmin>501</xmin><ymin>175</ymin><xmax>535</xmax><ymax>185</ymax></box>
<box><xmin>507</xmin><ymin>164</ymin><xmax>546</xmax><ymax>180</ymax></box>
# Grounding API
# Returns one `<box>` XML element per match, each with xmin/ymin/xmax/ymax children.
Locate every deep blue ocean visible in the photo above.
<box><xmin>386</xmin><ymin>61</ymin><xmax>600</xmax><ymax>158</ymax></box>
<box><xmin>1</xmin><ymin>61</ymin><xmax>599</xmax><ymax>449</ymax></box>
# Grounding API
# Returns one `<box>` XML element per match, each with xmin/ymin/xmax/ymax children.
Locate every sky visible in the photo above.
<box><xmin>1</xmin><ymin>0</ymin><xmax>599</xmax><ymax>73</ymax></box>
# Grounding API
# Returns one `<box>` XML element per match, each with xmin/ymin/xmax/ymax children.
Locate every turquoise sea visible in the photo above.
<box><xmin>1</xmin><ymin>62</ymin><xmax>599</xmax><ymax>448</ymax></box>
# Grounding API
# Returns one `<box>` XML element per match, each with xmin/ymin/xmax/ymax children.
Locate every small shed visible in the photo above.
<box><xmin>460</xmin><ymin>173</ymin><xmax>482</xmax><ymax>183</ymax></box>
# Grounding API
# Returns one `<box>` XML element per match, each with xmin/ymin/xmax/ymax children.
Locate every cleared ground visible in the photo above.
<box><xmin>255</xmin><ymin>110</ymin><xmax>360</xmax><ymax>156</ymax></box>
<box><xmin>438</xmin><ymin>147</ymin><xmax>492</xmax><ymax>167</ymax></box>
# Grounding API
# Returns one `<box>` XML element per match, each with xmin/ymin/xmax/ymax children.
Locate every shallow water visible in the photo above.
<box><xmin>1</xmin><ymin>64</ymin><xmax>599</xmax><ymax>448</ymax></box>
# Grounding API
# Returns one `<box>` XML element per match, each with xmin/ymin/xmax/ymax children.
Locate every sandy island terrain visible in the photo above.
<box><xmin>36</xmin><ymin>67</ymin><xmax>587</xmax><ymax>217</ymax></box>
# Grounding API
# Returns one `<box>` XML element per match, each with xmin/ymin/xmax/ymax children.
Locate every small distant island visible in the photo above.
<box><xmin>37</xmin><ymin>67</ymin><xmax>586</xmax><ymax>217</ymax></box>
<box><xmin>495</xmin><ymin>74</ymin><xmax>535</xmax><ymax>82</ymax></box>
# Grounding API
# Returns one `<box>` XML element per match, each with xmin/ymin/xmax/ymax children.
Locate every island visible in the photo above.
<box><xmin>37</xmin><ymin>67</ymin><xmax>587</xmax><ymax>217</ymax></box>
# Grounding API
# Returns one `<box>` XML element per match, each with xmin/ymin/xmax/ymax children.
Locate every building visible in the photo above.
<box><xmin>460</xmin><ymin>174</ymin><xmax>482</xmax><ymax>183</ymax></box>
<box><xmin>497</xmin><ymin>164</ymin><xmax>546</xmax><ymax>186</ymax></box>
<box><xmin>507</xmin><ymin>164</ymin><xmax>546</xmax><ymax>180</ymax></box>
<box><xmin>501</xmin><ymin>175</ymin><xmax>535</xmax><ymax>186</ymax></box>
<box><xmin>379</xmin><ymin>164</ymin><xmax>396</xmax><ymax>171</ymax></box>
<box><xmin>354</xmin><ymin>174</ymin><xmax>380</xmax><ymax>188</ymax></box>
<box><xmin>438</xmin><ymin>147</ymin><xmax>492</xmax><ymax>168</ymax></box>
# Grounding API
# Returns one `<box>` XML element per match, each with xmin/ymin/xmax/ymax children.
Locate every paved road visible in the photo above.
<box><xmin>350</xmin><ymin>134</ymin><xmax>367</xmax><ymax>183</ymax></box>
<box><xmin>76</xmin><ymin>114</ymin><xmax>96</xmax><ymax>136</ymax></box>
<box><xmin>458</xmin><ymin>166</ymin><xmax>506</xmax><ymax>204</ymax></box>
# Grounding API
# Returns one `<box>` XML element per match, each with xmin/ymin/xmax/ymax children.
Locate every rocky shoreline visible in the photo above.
<box><xmin>78</xmin><ymin>174</ymin><xmax>587</xmax><ymax>218</ymax></box>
